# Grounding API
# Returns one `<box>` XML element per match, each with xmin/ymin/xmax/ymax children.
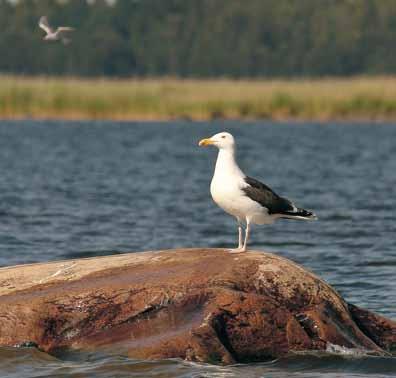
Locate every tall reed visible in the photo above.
<box><xmin>1</xmin><ymin>75</ymin><xmax>396</xmax><ymax>121</ymax></box>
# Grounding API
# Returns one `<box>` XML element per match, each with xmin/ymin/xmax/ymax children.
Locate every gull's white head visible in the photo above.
<box><xmin>198</xmin><ymin>132</ymin><xmax>235</xmax><ymax>150</ymax></box>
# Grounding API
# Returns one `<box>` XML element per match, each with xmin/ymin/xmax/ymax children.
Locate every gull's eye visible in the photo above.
<box><xmin>221</xmin><ymin>135</ymin><xmax>226</xmax><ymax>139</ymax></box>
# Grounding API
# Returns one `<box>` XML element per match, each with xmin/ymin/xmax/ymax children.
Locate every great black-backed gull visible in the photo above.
<box><xmin>199</xmin><ymin>131</ymin><xmax>317</xmax><ymax>253</ymax></box>
<box><xmin>39</xmin><ymin>16</ymin><xmax>75</xmax><ymax>44</ymax></box>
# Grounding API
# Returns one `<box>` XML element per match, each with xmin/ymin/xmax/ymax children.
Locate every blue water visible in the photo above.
<box><xmin>0</xmin><ymin>120</ymin><xmax>395</xmax><ymax>377</ymax></box>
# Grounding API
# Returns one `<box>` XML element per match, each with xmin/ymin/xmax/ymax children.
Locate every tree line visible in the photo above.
<box><xmin>1</xmin><ymin>0</ymin><xmax>396</xmax><ymax>77</ymax></box>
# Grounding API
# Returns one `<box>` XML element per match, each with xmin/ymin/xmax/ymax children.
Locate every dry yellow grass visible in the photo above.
<box><xmin>1</xmin><ymin>75</ymin><xmax>396</xmax><ymax>121</ymax></box>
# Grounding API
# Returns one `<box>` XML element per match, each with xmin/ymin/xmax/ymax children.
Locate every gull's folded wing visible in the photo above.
<box><xmin>242</xmin><ymin>176</ymin><xmax>295</xmax><ymax>215</ymax></box>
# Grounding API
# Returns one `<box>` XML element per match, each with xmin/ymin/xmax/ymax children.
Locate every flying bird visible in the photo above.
<box><xmin>39</xmin><ymin>16</ymin><xmax>75</xmax><ymax>44</ymax></box>
<box><xmin>199</xmin><ymin>132</ymin><xmax>317</xmax><ymax>253</ymax></box>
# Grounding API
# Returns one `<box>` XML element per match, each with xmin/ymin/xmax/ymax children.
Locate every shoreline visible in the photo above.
<box><xmin>1</xmin><ymin>75</ymin><xmax>396</xmax><ymax>123</ymax></box>
<box><xmin>1</xmin><ymin>114</ymin><xmax>395</xmax><ymax>124</ymax></box>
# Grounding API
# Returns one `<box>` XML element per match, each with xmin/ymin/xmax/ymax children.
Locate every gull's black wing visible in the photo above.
<box><xmin>242</xmin><ymin>176</ymin><xmax>295</xmax><ymax>215</ymax></box>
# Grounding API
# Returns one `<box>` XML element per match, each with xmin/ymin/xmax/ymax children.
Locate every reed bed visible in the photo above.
<box><xmin>1</xmin><ymin>75</ymin><xmax>396</xmax><ymax>121</ymax></box>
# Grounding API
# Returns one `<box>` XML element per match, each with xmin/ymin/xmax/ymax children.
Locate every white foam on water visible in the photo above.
<box><xmin>325</xmin><ymin>342</ymin><xmax>371</xmax><ymax>357</ymax></box>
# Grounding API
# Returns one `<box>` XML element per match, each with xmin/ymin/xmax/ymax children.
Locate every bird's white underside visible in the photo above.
<box><xmin>211</xmin><ymin>177</ymin><xmax>276</xmax><ymax>225</ymax></box>
<box><xmin>210</xmin><ymin>147</ymin><xmax>276</xmax><ymax>225</ymax></box>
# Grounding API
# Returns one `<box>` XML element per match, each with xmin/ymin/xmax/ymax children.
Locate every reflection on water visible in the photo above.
<box><xmin>0</xmin><ymin>120</ymin><xmax>395</xmax><ymax>377</ymax></box>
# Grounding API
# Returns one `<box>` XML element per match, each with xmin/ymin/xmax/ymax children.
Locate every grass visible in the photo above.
<box><xmin>1</xmin><ymin>75</ymin><xmax>396</xmax><ymax>121</ymax></box>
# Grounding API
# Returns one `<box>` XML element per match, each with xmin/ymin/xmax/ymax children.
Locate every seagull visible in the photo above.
<box><xmin>39</xmin><ymin>16</ymin><xmax>75</xmax><ymax>44</ymax></box>
<box><xmin>199</xmin><ymin>132</ymin><xmax>317</xmax><ymax>253</ymax></box>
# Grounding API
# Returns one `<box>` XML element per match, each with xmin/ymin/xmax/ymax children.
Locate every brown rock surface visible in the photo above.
<box><xmin>0</xmin><ymin>248</ymin><xmax>394</xmax><ymax>364</ymax></box>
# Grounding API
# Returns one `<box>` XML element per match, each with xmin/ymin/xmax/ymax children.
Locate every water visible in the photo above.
<box><xmin>0</xmin><ymin>120</ymin><xmax>395</xmax><ymax>377</ymax></box>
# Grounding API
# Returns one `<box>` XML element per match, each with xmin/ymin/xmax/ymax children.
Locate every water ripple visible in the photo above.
<box><xmin>0</xmin><ymin>120</ymin><xmax>395</xmax><ymax>377</ymax></box>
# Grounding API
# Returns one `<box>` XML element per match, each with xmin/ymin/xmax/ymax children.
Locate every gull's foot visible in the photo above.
<box><xmin>228</xmin><ymin>247</ymin><xmax>247</xmax><ymax>253</ymax></box>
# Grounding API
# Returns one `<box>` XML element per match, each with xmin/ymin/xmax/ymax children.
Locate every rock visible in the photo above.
<box><xmin>348</xmin><ymin>304</ymin><xmax>396</xmax><ymax>353</ymax></box>
<box><xmin>0</xmin><ymin>248</ymin><xmax>394</xmax><ymax>364</ymax></box>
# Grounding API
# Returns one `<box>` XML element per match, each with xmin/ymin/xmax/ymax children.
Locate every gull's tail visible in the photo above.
<box><xmin>280</xmin><ymin>208</ymin><xmax>318</xmax><ymax>221</ymax></box>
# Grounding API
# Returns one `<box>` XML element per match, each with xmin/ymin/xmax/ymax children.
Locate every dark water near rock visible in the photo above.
<box><xmin>0</xmin><ymin>120</ymin><xmax>395</xmax><ymax>377</ymax></box>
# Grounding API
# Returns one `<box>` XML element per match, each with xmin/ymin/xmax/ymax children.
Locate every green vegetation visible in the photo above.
<box><xmin>2</xmin><ymin>1</ymin><xmax>396</xmax><ymax>121</ymax></box>
<box><xmin>2</xmin><ymin>76</ymin><xmax>396</xmax><ymax>121</ymax></box>
<box><xmin>1</xmin><ymin>0</ymin><xmax>396</xmax><ymax>78</ymax></box>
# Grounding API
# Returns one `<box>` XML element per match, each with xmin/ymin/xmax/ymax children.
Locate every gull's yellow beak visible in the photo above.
<box><xmin>198</xmin><ymin>138</ymin><xmax>213</xmax><ymax>147</ymax></box>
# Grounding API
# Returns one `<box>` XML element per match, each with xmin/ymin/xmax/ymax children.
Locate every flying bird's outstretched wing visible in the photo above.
<box><xmin>56</xmin><ymin>27</ymin><xmax>75</xmax><ymax>44</ymax></box>
<box><xmin>39</xmin><ymin>16</ymin><xmax>53</xmax><ymax>34</ymax></box>
<box><xmin>55</xmin><ymin>27</ymin><xmax>75</xmax><ymax>39</ymax></box>
<box><xmin>56</xmin><ymin>27</ymin><xmax>75</xmax><ymax>34</ymax></box>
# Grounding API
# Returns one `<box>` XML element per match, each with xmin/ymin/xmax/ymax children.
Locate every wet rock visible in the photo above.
<box><xmin>0</xmin><ymin>248</ymin><xmax>394</xmax><ymax>364</ymax></box>
<box><xmin>348</xmin><ymin>303</ymin><xmax>396</xmax><ymax>353</ymax></box>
